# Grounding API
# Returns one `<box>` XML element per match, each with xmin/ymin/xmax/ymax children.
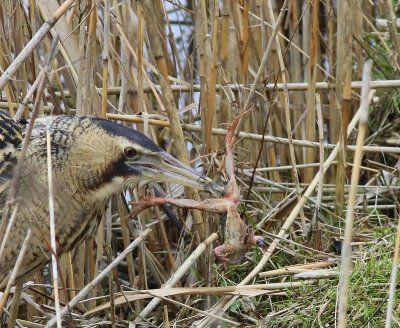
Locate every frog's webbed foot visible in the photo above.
<box><xmin>251</xmin><ymin>235</ymin><xmax>267</xmax><ymax>250</ymax></box>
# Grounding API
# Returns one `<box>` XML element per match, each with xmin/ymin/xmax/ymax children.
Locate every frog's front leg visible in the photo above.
<box><xmin>213</xmin><ymin>243</ymin><xmax>247</xmax><ymax>263</ymax></box>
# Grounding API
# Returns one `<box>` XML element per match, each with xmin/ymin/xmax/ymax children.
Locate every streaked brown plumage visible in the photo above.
<box><xmin>0</xmin><ymin>111</ymin><xmax>219</xmax><ymax>289</ymax></box>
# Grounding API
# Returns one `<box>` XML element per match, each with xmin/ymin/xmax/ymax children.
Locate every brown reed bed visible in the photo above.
<box><xmin>0</xmin><ymin>1</ymin><xmax>399</xmax><ymax>327</ymax></box>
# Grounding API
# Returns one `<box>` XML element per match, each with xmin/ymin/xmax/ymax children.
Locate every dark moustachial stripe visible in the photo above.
<box><xmin>92</xmin><ymin>118</ymin><xmax>162</xmax><ymax>152</ymax></box>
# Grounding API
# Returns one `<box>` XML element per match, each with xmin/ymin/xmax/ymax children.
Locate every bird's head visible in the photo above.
<box><xmin>29</xmin><ymin>116</ymin><xmax>223</xmax><ymax>201</ymax></box>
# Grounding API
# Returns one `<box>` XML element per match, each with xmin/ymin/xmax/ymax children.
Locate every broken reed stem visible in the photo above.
<box><xmin>259</xmin><ymin>261</ymin><xmax>334</xmax><ymax>278</ymax></box>
<box><xmin>0</xmin><ymin>229</ymin><xmax>32</xmax><ymax>315</ymax></box>
<box><xmin>163</xmin><ymin>305</ymin><xmax>170</xmax><ymax>327</ymax></box>
<box><xmin>136</xmin><ymin>233</ymin><xmax>218</xmax><ymax>321</ymax></box>
<box><xmin>196</xmin><ymin>90</ymin><xmax>374</xmax><ymax>328</ymax></box>
<box><xmin>46</xmin><ymin>118</ymin><xmax>62</xmax><ymax>328</ymax></box>
<box><xmin>7</xmin><ymin>283</ymin><xmax>22</xmax><ymax>328</ymax></box>
<box><xmin>385</xmin><ymin>211</ymin><xmax>400</xmax><ymax>328</ymax></box>
<box><xmin>44</xmin><ymin>228</ymin><xmax>152</xmax><ymax>328</ymax></box>
<box><xmin>337</xmin><ymin>60</ymin><xmax>372</xmax><ymax>328</ymax></box>
<box><xmin>106</xmin><ymin>113</ymin><xmax>400</xmax><ymax>154</ymax></box>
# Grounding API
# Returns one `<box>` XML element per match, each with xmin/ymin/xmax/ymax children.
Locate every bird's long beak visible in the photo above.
<box><xmin>126</xmin><ymin>152</ymin><xmax>224</xmax><ymax>195</ymax></box>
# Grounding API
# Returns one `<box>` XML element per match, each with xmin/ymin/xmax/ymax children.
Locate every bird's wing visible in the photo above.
<box><xmin>0</xmin><ymin>110</ymin><xmax>23</xmax><ymax>194</ymax></box>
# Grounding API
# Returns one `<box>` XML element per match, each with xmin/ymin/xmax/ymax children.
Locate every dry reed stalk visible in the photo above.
<box><xmin>116</xmin><ymin>1</ymin><xmax>129</xmax><ymax>116</ymax></box>
<box><xmin>7</xmin><ymin>283</ymin><xmax>22</xmax><ymax>328</ymax></box>
<box><xmin>196</xmin><ymin>0</ymin><xmax>210</xmax><ymax>154</ymax></box>
<box><xmin>305</xmin><ymin>0</ymin><xmax>319</xmax><ymax>183</ymax></box>
<box><xmin>37</xmin><ymin>0</ymin><xmax>79</xmax><ymax>87</ymax></box>
<box><xmin>46</xmin><ymin>118</ymin><xmax>62</xmax><ymax>328</ymax></box>
<box><xmin>312</xmin><ymin>93</ymin><xmax>324</xmax><ymax>250</ymax></box>
<box><xmin>88</xmin><ymin>281</ymin><xmax>309</xmax><ymax>316</ymax></box>
<box><xmin>163</xmin><ymin>305</ymin><xmax>170</xmax><ymax>328</ymax></box>
<box><xmin>301</xmin><ymin>2</ymin><xmax>310</xmax><ymax>82</ymax></box>
<box><xmin>136</xmin><ymin>286</ymin><xmax>241</xmax><ymax>327</ymax></box>
<box><xmin>265</xmin><ymin>0</ymin><xmax>305</xmax><ymax>234</ymax></box>
<box><xmin>204</xmin><ymin>0</ymin><xmax>219</xmax><ymax>154</ymax></box>
<box><xmin>45</xmin><ymin>228</ymin><xmax>152</xmax><ymax>328</ymax></box>
<box><xmin>136</xmin><ymin>0</ymin><xmax>145</xmax><ymax>115</ymax></box>
<box><xmin>82</xmin><ymin>0</ymin><xmax>98</xmax><ymax>115</ymax></box>
<box><xmin>0</xmin><ymin>1</ymin><xmax>398</xmax><ymax>325</ymax></box>
<box><xmin>0</xmin><ymin>0</ymin><xmax>76</xmax><ymax>90</ymax></box>
<box><xmin>117</xmin><ymin>197</ymin><xmax>137</xmax><ymax>287</ymax></box>
<box><xmin>150</xmin><ymin>187</ymin><xmax>177</xmax><ymax>274</ymax></box>
<box><xmin>288</xmin><ymin>0</ymin><xmax>305</xmax><ymax>172</ymax></box>
<box><xmin>195</xmin><ymin>91</ymin><xmax>374</xmax><ymax>328</ymax></box>
<box><xmin>106</xmin><ymin>113</ymin><xmax>400</xmax><ymax>154</ymax></box>
<box><xmin>385</xmin><ymin>211</ymin><xmax>400</xmax><ymax>328</ymax></box>
<box><xmin>100</xmin><ymin>0</ymin><xmax>110</xmax><ymax>118</ymax></box>
<box><xmin>383</xmin><ymin>0</ymin><xmax>400</xmax><ymax>70</ymax></box>
<box><xmin>242</xmin><ymin>1</ymin><xmax>288</xmax><ymax>113</ymax></box>
<box><xmin>239</xmin><ymin>0</ymin><xmax>249</xmax><ymax>82</ymax></box>
<box><xmin>337</xmin><ymin>60</ymin><xmax>372</xmax><ymax>328</ymax></box>
<box><xmin>22</xmin><ymin>79</ymin><xmax>400</xmax><ymax>98</ymax></box>
<box><xmin>259</xmin><ymin>261</ymin><xmax>334</xmax><ymax>278</ymax></box>
<box><xmin>294</xmin><ymin>269</ymin><xmax>339</xmax><ymax>280</ymax></box>
<box><xmin>0</xmin><ymin>229</ymin><xmax>32</xmax><ymax>315</ymax></box>
<box><xmin>75</xmin><ymin>0</ymin><xmax>88</xmax><ymax>115</ymax></box>
<box><xmin>65</xmin><ymin>254</ymin><xmax>76</xmax><ymax>299</ymax></box>
<box><xmin>14</xmin><ymin>72</ymin><xmax>47</xmax><ymax>120</ymax></box>
<box><xmin>353</xmin><ymin>4</ymin><xmax>364</xmax><ymax>80</ymax></box>
<box><xmin>14</xmin><ymin>5</ymin><xmax>28</xmax><ymax>109</ymax></box>
<box><xmin>324</xmin><ymin>0</ymin><xmax>336</xmax><ymax>146</ymax></box>
<box><xmin>334</xmin><ymin>0</ymin><xmax>353</xmax><ymax>219</ymax></box>
<box><xmin>142</xmin><ymin>2</ymin><xmax>186</xmax><ymax>164</ymax></box>
<box><xmin>143</xmin><ymin>1</ymin><xmax>206</xmax><ymax>251</ymax></box>
<box><xmin>218</xmin><ymin>0</ymin><xmax>232</xmax><ymax>125</ymax></box>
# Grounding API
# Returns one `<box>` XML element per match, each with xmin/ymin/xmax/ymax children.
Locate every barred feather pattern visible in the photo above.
<box><xmin>0</xmin><ymin>110</ymin><xmax>22</xmax><ymax>194</ymax></box>
<box><xmin>0</xmin><ymin>114</ymin><xmax>147</xmax><ymax>289</ymax></box>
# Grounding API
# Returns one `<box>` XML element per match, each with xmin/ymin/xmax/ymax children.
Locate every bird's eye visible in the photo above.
<box><xmin>124</xmin><ymin>147</ymin><xmax>138</xmax><ymax>159</ymax></box>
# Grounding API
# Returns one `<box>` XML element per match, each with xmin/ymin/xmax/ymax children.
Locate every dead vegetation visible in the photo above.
<box><xmin>0</xmin><ymin>0</ymin><xmax>399</xmax><ymax>327</ymax></box>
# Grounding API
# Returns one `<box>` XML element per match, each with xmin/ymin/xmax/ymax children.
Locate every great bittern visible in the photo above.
<box><xmin>0</xmin><ymin>110</ymin><xmax>219</xmax><ymax>290</ymax></box>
